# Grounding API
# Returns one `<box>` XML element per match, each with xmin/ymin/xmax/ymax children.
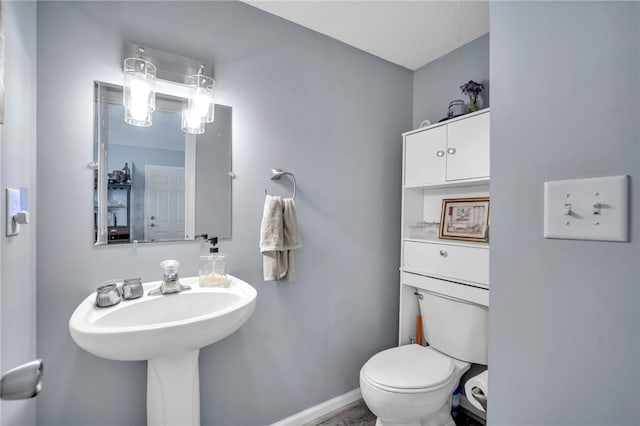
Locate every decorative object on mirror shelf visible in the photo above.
<box><xmin>109</xmin><ymin>170</ymin><xmax>124</xmax><ymax>184</ymax></box>
<box><xmin>439</xmin><ymin>197</ymin><xmax>490</xmax><ymax>243</ymax></box>
<box><xmin>460</xmin><ymin>80</ymin><xmax>485</xmax><ymax>113</ymax></box>
<box><xmin>408</xmin><ymin>221</ymin><xmax>440</xmax><ymax>240</ymax></box>
<box><xmin>122</xmin><ymin>163</ymin><xmax>131</xmax><ymax>183</ymax></box>
<box><xmin>447</xmin><ymin>100</ymin><xmax>467</xmax><ymax>118</ymax></box>
<box><xmin>122</xmin><ymin>42</ymin><xmax>216</xmax><ymax>135</ymax></box>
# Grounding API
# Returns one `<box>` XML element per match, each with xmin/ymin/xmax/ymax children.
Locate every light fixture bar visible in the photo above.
<box><xmin>123</xmin><ymin>42</ymin><xmax>213</xmax><ymax>87</ymax></box>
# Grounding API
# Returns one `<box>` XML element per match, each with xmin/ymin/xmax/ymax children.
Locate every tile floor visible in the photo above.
<box><xmin>311</xmin><ymin>401</ymin><xmax>375</xmax><ymax>426</ymax></box>
<box><xmin>310</xmin><ymin>400</ymin><xmax>484</xmax><ymax>426</ymax></box>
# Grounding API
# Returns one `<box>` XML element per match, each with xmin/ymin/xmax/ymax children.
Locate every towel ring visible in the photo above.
<box><xmin>264</xmin><ymin>168</ymin><xmax>296</xmax><ymax>200</ymax></box>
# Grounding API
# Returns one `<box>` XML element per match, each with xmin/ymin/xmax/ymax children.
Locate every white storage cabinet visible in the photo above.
<box><xmin>399</xmin><ymin>109</ymin><xmax>490</xmax><ymax>345</ymax></box>
<box><xmin>404</xmin><ymin>110</ymin><xmax>489</xmax><ymax>186</ymax></box>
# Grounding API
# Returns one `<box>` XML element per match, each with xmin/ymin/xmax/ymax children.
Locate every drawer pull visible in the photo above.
<box><xmin>439</xmin><ymin>249</ymin><xmax>448</xmax><ymax>257</ymax></box>
<box><xmin>436</xmin><ymin>150</ymin><xmax>445</xmax><ymax>157</ymax></box>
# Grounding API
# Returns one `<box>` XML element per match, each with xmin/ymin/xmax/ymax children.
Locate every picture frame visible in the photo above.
<box><xmin>439</xmin><ymin>197</ymin><xmax>490</xmax><ymax>242</ymax></box>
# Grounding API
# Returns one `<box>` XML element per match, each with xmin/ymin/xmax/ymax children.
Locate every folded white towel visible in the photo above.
<box><xmin>260</xmin><ymin>195</ymin><xmax>284</xmax><ymax>281</ymax></box>
<box><xmin>281</xmin><ymin>198</ymin><xmax>302</xmax><ymax>281</ymax></box>
<box><xmin>260</xmin><ymin>195</ymin><xmax>302</xmax><ymax>282</ymax></box>
<box><xmin>260</xmin><ymin>195</ymin><xmax>283</xmax><ymax>252</ymax></box>
<box><xmin>282</xmin><ymin>198</ymin><xmax>302</xmax><ymax>250</ymax></box>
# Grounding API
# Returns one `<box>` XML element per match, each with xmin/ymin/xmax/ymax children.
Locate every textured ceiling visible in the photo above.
<box><xmin>242</xmin><ymin>0</ymin><xmax>489</xmax><ymax>71</ymax></box>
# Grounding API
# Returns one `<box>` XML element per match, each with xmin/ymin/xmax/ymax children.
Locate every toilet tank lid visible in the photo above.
<box><xmin>362</xmin><ymin>345</ymin><xmax>454</xmax><ymax>390</ymax></box>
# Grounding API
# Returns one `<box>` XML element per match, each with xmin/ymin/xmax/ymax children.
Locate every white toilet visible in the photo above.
<box><xmin>360</xmin><ymin>285</ymin><xmax>488</xmax><ymax>426</ymax></box>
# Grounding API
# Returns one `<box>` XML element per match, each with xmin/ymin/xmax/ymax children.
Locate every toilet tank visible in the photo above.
<box><xmin>417</xmin><ymin>284</ymin><xmax>488</xmax><ymax>365</ymax></box>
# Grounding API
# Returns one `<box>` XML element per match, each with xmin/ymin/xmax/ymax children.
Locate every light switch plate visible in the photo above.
<box><xmin>544</xmin><ymin>175</ymin><xmax>629</xmax><ymax>242</ymax></box>
<box><xmin>6</xmin><ymin>188</ymin><xmax>20</xmax><ymax>237</ymax></box>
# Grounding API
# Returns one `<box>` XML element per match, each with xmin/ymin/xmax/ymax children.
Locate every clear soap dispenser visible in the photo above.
<box><xmin>199</xmin><ymin>237</ymin><xmax>230</xmax><ymax>287</ymax></box>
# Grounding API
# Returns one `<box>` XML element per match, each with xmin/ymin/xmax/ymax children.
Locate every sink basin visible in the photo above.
<box><xmin>69</xmin><ymin>275</ymin><xmax>256</xmax><ymax>425</ymax></box>
<box><xmin>70</xmin><ymin>276</ymin><xmax>256</xmax><ymax>361</ymax></box>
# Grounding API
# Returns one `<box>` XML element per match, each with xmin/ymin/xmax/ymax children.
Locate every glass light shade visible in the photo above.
<box><xmin>188</xmin><ymin>74</ymin><xmax>215</xmax><ymax>123</ymax></box>
<box><xmin>124</xmin><ymin>104</ymin><xmax>153</xmax><ymax>127</ymax></box>
<box><xmin>181</xmin><ymin>104</ymin><xmax>205</xmax><ymax>134</ymax></box>
<box><xmin>123</xmin><ymin>57</ymin><xmax>156</xmax><ymax>127</ymax></box>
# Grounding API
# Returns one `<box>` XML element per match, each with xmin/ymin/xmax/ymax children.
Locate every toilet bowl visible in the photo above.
<box><xmin>360</xmin><ymin>344</ymin><xmax>469</xmax><ymax>426</ymax></box>
<box><xmin>360</xmin><ymin>284</ymin><xmax>488</xmax><ymax>426</ymax></box>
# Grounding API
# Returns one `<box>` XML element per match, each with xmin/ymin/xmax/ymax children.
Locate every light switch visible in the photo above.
<box><xmin>6</xmin><ymin>188</ymin><xmax>20</xmax><ymax>237</ymax></box>
<box><xmin>544</xmin><ymin>175</ymin><xmax>629</xmax><ymax>242</ymax></box>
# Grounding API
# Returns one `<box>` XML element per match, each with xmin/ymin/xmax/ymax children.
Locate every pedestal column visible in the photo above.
<box><xmin>147</xmin><ymin>349</ymin><xmax>200</xmax><ymax>426</ymax></box>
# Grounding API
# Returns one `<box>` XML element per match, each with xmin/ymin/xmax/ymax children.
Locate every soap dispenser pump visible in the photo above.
<box><xmin>207</xmin><ymin>236</ymin><xmax>219</xmax><ymax>254</ymax></box>
<box><xmin>199</xmin><ymin>237</ymin><xmax>229</xmax><ymax>287</ymax></box>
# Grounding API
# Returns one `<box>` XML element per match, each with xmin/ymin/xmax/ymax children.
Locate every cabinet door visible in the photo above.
<box><xmin>446</xmin><ymin>112</ymin><xmax>490</xmax><ymax>181</ymax></box>
<box><xmin>404</xmin><ymin>125</ymin><xmax>447</xmax><ymax>186</ymax></box>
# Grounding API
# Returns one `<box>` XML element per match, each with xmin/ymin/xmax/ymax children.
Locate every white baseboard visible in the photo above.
<box><xmin>270</xmin><ymin>388</ymin><xmax>362</xmax><ymax>426</ymax></box>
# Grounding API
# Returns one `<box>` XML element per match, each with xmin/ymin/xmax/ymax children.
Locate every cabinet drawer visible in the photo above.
<box><xmin>402</xmin><ymin>241</ymin><xmax>489</xmax><ymax>285</ymax></box>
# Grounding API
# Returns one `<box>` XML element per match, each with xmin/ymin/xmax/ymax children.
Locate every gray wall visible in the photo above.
<box><xmin>413</xmin><ymin>33</ymin><xmax>489</xmax><ymax>129</ymax></box>
<box><xmin>0</xmin><ymin>1</ymin><xmax>37</xmax><ymax>425</ymax></box>
<box><xmin>36</xmin><ymin>2</ymin><xmax>412</xmax><ymax>425</ymax></box>
<box><xmin>489</xmin><ymin>2</ymin><xmax>639</xmax><ymax>425</ymax></box>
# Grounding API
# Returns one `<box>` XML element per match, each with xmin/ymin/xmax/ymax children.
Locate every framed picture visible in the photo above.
<box><xmin>439</xmin><ymin>197</ymin><xmax>490</xmax><ymax>242</ymax></box>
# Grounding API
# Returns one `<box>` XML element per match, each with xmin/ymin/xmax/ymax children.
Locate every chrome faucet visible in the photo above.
<box><xmin>148</xmin><ymin>259</ymin><xmax>191</xmax><ymax>296</ymax></box>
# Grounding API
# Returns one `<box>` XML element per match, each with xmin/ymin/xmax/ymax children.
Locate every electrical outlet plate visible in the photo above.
<box><xmin>6</xmin><ymin>188</ymin><xmax>20</xmax><ymax>237</ymax></box>
<box><xmin>544</xmin><ymin>175</ymin><xmax>629</xmax><ymax>242</ymax></box>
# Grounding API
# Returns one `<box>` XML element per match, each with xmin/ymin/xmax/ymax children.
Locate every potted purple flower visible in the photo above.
<box><xmin>460</xmin><ymin>80</ymin><xmax>485</xmax><ymax>112</ymax></box>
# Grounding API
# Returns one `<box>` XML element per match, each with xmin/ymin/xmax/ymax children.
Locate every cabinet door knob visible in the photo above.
<box><xmin>436</xmin><ymin>150</ymin><xmax>445</xmax><ymax>157</ymax></box>
<box><xmin>447</xmin><ymin>147</ymin><xmax>456</xmax><ymax>155</ymax></box>
<box><xmin>439</xmin><ymin>249</ymin><xmax>448</xmax><ymax>257</ymax></box>
<box><xmin>149</xmin><ymin>223</ymin><xmax>155</xmax><ymax>228</ymax></box>
<box><xmin>150</xmin><ymin>216</ymin><xmax>155</xmax><ymax>220</ymax></box>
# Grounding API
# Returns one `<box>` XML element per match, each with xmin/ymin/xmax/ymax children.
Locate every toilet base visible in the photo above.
<box><xmin>373</xmin><ymin>399</ymin><xmax>455</xmax><ymax>426</ymax></box>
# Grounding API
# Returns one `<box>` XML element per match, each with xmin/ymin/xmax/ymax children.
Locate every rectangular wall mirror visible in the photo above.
<box><xmin>93</xmin><ymin>81</ymin><xmax>231</xmax><ymax>245</ymax></box>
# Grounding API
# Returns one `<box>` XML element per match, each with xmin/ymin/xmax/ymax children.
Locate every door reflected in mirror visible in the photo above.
<box><xmin>93</xmin><ymin>82</ymin><xmax>231</xmax><ymax>245</ymax></box>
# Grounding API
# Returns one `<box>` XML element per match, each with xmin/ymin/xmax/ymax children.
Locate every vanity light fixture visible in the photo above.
<box><xmin>181</xmin><ymin>103</ymin><xmax>205</xmax><ymax>135</ymax></box>
<box><xmin>122</xmin><ymin>42</ymin><xmax>216</xmax><ymax>135</ymax></box>
<box><xmin>190</xmin><ymin>65</ymin><xmax>216</xmax><ymax>123</ymax></box>
<box><xmin>181</xmin><ymin>65</ymin><xmax>215</xmax><ymax>134</ymax></box>
<box><xmin>123</xmin><ymin>47</ymin><xmax>156</xmax><ymax>127</ymax></box>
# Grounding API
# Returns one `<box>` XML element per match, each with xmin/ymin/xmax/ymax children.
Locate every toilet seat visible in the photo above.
<box><xmin>361</xmin><ymin>345</ymin><xmax>454</xmax><ymax>393</ymax></box>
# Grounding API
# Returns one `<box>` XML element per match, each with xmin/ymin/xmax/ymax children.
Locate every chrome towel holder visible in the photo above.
<box><xmin>264</xmin><ymin>168</ymin><xmax>296</xmax><ymax>200</ymax></box>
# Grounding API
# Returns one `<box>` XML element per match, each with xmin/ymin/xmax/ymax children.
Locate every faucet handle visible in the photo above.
<box><xmin>96</xmin><ymin>281</ymin><xmax>122</xmax><ymax>308</ymax></box>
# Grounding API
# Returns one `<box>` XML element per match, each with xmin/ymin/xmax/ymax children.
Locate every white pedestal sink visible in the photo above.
<box><xmin>69</xmin><ymin>275</ymin><xmax>256</xmax><ymax>426</ymax></box>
